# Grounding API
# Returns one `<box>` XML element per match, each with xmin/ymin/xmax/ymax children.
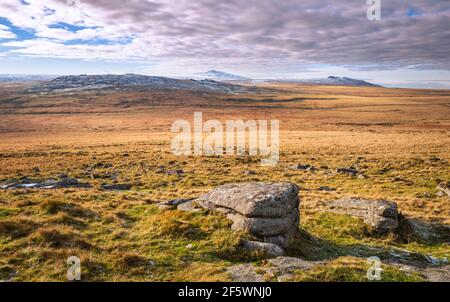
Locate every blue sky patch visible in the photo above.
<box><xmin>48</xmin><ymin>22</ymin><xmax>97</xmax><ymax>32</ymax></box>
<box><xmin>0</xmin><ymin>17</ymin><xmax>35</xmax><ymax>41</ymax></box>
<box><xmin>407</xmin><ymin>7</ymin><xmax>422</xmax><ymax>17</ymax></box>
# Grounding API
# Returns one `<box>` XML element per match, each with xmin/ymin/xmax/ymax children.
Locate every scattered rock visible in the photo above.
<box><xmin>176</xmin><ymin>199</ymin><xmax>203</xmax><ymax>212</ymax></box>
<box><xmin>336</xmin><ymin>167</ymin><xmax>358</xmax><ymax>176</ymax></box>
<box><xmin>158</xmin><ymin>198</ymin><xmax>195</xmax><ymax>210</ymax></box>
<box><xmin>290</xmin><ymin>164</ymin><xmax>312</xmax><ymax>171</ymax></box>
<box><xmin>167</xmin><ymin>169</ymin><xmax>184</xmax><ymax>176</ymax></box>
<box><xmin>244</xmin><ymin>170</ymin><xmax>257</xmax><ymax>175</ymax></box>
<box><xmin>101</xmin><ymin>184</ymin><xmax>132</xmax><ymax>191</ymax></box>
<box><xmin>227</xmin><ymin>257</ymin><xmax>319</xmax><ymax>282</ymax></box>
<box><xmin>393</xmin><ymin>263</ymin><xmax>450</xmax><ymax>282</ymax></box>
<box><xmin>1</xmin><ymin>177</ymin><xmax>90</xmax><ymax>189</ymax></box>
<box><xmin>324</xmin><ymin>197</ymin><xmax>398</xmax><ymax>231</ymax></box>
<box><xmin>377</xmin><ymin>167</ymin><xmax>393</xmax><ymax>174</ymax></box>
<box><xmin>437</xmin><ymin>182</ymin><xmax>450</xmax><ymax>197</ymax></box>
<box><xmin>57</xmin><ymin>173</ymin><xmax>68</xmax><ymax>179</ymax></box>
<box><xmin>421</xmin><ymin>265</ymin><xmax>450</xmax><ymax>282</ymax></box>
<box><xmin>265</xmin><ymin>257</ymin><xmax>317</xmax><ymax>276</ymax></box>
<box><xmin>317</xmin><ymin>186</ymin><xmax>336</xmax><ymax>192</ymax></box>
<box><xmin>155</xmin><ymin>166</ymin><xmax>166</xmax><ymax>174</ymax></box>
<box><xmin>0</xmin><ymin>183</ymin><xmax>18</xmax><ymax>189</ymax></box>
<box><xmin>227</xmin><ymin>264</ymin><xmax>265</xmax><ymax>282</ymax></box>
<box><xmin>57</xmin><ymin>178</ymin><xmax>89</xmax><ymax>188</ymax></box>
<box><xmin>242</xmin><ymin>240</ymin><xmax>285</xmax><ymax>258</ymax></box>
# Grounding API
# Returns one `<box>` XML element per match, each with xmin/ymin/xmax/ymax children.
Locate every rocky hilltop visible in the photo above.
<box><xmin>272</xmin><ymin>76</ymin><xmax>381</xmax><ymax>87</ymax></box>
<box><xmin>194</xmin><ymin>70</ymin><xmax>250</xmax><ymax>81</ymax></box>
<box><xmin>25</xmin><ymin>73</ymin><xmax>258</xmax><ymax>94</ymax></box>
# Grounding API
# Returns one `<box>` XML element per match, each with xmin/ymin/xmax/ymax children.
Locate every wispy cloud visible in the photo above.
<box><xmin>0</xmin><ymin>24</ymin><xmax>16</xmax><ymax>39</ymax></box>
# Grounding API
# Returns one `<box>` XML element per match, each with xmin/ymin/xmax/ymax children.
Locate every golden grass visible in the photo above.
<box><xmin>0</xmin><ymin>84</ymin><xmax>448</xmax><ymax>281</ymax></box>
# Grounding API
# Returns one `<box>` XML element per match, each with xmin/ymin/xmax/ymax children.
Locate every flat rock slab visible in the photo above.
<box><xmin>227</xmin><ymin>264</ymin><xmax>265</xmax><ymax>282</ymax></box>
<box><xmin>196</xmin><ymin>182</ymin><xmax>299</xmax><ymax>218</ymax></box>
<box><xmin>392</xmin><ymin>263</ymin><xmax>450</xmax><ymax>282</ymax></box>
<box><xmin>101</xmin><ymin>184</ymin><xmax>132</xmax><ymax>191</ymax></box>
<box><xmin>242</xmin><ymin>240</ymin><xmax>285</xmax><ymax>258</ymax></box>
<box><xmin>1</xmin><ymin>177</ymin><xmax>91</xmax><ymax>189</ymax></box>
<box><xmin>228</xmin><ymin>212</ymin><xmax>299</xmax><ymax>237</ymax></box>
<box><xmin>158</xmin><ymin>198</ymin><xmax>194</xmax><ymax>210</ymax></box>
<box><xmin>325</xmin><ymin>197</ymin><xmax>398</xmax><ymax>231</ymax></box>
<box><xmin>227</xmin><ymin>257</ymin><xmax>319</xmax><ymax>282</ymax></box>
<box><xmin>437</xmin><ymin>182</ymin><xmax>450</xmax><ymax>197</ymax></box>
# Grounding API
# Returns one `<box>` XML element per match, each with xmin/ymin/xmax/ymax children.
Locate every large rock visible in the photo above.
<box><xmin>324</xmin><ymin>197</ymin><xmax>398</xmax><ymax>231</ymax></box>
<box><xmin>177</xmin><ymin>182</ymin><xmax>300</xmax><ymax>250</ymax></box>
<box><xmin>196</xmin><ymin>182</ymin><xmax>299</xmax><ymax>218</ymax></box>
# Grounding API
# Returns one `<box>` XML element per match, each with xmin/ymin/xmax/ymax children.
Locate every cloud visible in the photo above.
<box><xmin>0</xmin><ymin>0</ymin><xmax>449</xmax><ymax>72</ymax></box>
<box><xmin>0</xmin><ymin>24</ymin><xmax>16</xmax><ymax>39</ymax></box>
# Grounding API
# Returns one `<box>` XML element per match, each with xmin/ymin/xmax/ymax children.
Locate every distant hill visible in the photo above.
<box><xmin>272</xmin><ymin>76</ymin><xmax>381</xmax><ymax>87</ymax></box>
<box><xmin>194</xmin><ymin>70</ymin><xmax>250</xmax><ymax>81</ymax></box>
<box><xmin>25</xmin><ymin>73</ymin><xmax>260</xmax><ymax>94</ymax></box>
<box><xmin>0</xmin><ymin>74</ymin><xmax>57</xmax><ymax>83</ymax></box>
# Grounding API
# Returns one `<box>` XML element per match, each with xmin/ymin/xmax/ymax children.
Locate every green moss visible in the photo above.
<box><xmin>0</xmin><ymin>207</ymin><xmax>18</xmax><ymax>218</ymax></box>
<box><xmin>302</xmin><ymin>212</ymin><xmax>372</xmax><ymax>242</ymax></box>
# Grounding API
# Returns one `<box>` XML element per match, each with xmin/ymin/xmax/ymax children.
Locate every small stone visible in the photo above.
<box><xmin>101</xmin><ymin>184</ymin><xmax>132</xmax><ymax>191</ymax></box>
<box><xmin>317</xmin><ymin>186</ymin><xmax>336</xmax><ymax>192</ymax></box>
<box><xmin>337</xmin><ymin>168</ymin><xmax>358</xmax><ymax>175</ymax></box>
<box><xmin>242</xmin><ymin>240</ymin><xmax>285</xmax><ymax>258</ymax></box>
<box><xmin>167</xmin><ymin>169</ymin><xmax>184</xmax><ymax>176</ymax></box>
<box><xmin>437</xmin><ymin>182</ymin><xmax>450</xmax><ymax>197</ymax></box>
<box><xmin>226</xmin><ymin>264</ymin><xmax>265</xmax><ymax>282</ymax></box>
<box><xmin>177</xmin><ymin>200</ymin><xmax>203</xmax><ymax>212</ymax></box>
<box><xmin>290</xmin><ymin>164</ymin><xmax>311</xmax><ymax>171</ymax></box>
<box><xmin>57</xmin><ymin>173</ymin><xmax>68</xmax><ymax>179</ymax></box>
<box><xmin>226</xmin><ymin>257</ymin><xmax>320</xmax><ymax>282</ymax></box>
<box><xmin>158</xmin><ymin>198</ymin><xmax>193</xmax><ymax>209</ymax></box>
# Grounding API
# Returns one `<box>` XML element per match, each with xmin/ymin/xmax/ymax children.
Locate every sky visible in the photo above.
<box><xmin>0</xmin><ymin>0</ymin><xmax>449</xmax><ymax>88</ymax></box>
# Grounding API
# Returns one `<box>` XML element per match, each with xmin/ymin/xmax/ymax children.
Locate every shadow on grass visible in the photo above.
<box><xmin>288</xmin><ymin>211</ymin><xmax>449</xmax><ymax>266</ymax></box>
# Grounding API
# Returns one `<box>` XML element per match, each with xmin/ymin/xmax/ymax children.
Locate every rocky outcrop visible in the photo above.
<box><xmin>176</xmin><ymin>182</ymin><xmax>300</xmax><ymax>251</ymax></box>
<box><xmin>324</xmin><ymin>197</ymin><xmax>398</xmax><ymax>231</ymax></box>
<box><xmin>26</xmin><ymin>74</ymin><xmax>260</xmax><ymax>94</ymax></box>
